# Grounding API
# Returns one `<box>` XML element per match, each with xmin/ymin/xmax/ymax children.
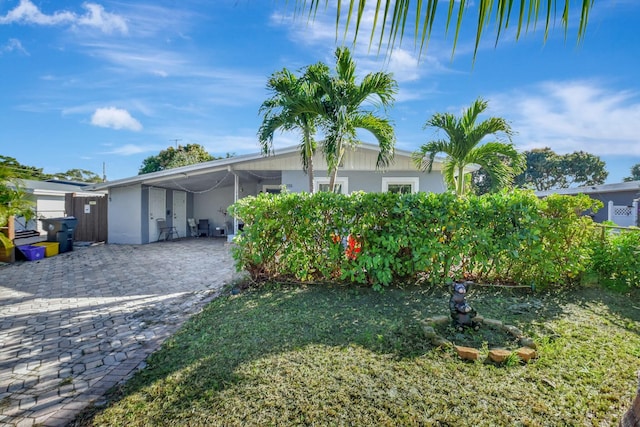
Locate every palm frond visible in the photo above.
<box><xmin>351</xmin><ymin>112</ymin><xmax>396</xmax><ymax>168</ymax></box>
<box><xmin>441</xmin><ymin>159</ymin><xmax>458</xmax><ymax>192</ymax></box>
<box><xmin>467</xmin><ymin>142</ymin><xmax>525</xmax><ymax>190</ymax></box>
<box><xmin>292</xmin><ymin>0</ymin><xmax>594</xmax><ymax>60</ymax></box>
<box><xmin>412</xmin><ymin>139</ymin><xmax>451</xmax><ymax>173</ymax></box>
<box><xmin>358</xmin><ymin>72</ymin><xmax>398</xmax><ymax>107</ymax></box>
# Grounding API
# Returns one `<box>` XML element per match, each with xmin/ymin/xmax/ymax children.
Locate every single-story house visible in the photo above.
<box><xmin>88</xmin><ymin>144</ymin><xmax>453</xmax><ymax>245</ymax></box>
<box><xmin>536</xmin><ymin>181</ymin><xmax>640</xmax><ymax>226</ymax></box>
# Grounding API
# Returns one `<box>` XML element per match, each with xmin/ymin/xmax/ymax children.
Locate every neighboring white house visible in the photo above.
<box><xmin>89</xmin><ymin>144</ymin><xmax>455</xmax><ymax>245</ymax></box>
<box><xmin>14</xmin><ymin>179</ymin><xmax>103</xmax><ymax>234</ymax></box>
<box><xmin>536</xmin><ymin>181</ymin><xmax>640</xmax><ymax>227</ymax></box>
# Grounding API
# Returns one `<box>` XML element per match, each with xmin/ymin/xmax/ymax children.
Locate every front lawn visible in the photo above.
<box><xmin>74</xmin><ymin>283</ymin><xmax>640</xmax><ymax>426</ymax></box>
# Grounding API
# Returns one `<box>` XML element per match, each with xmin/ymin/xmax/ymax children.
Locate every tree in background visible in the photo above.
<box><xmin>623</xmin><ymin>164</ymin><xmax>640</xmax><ymax>182</ymax></box>
<box><xmin>413</xmin><ymin>98</ymin><xmax>525</xmax><ymax>196</ymax></box>
<box><xmin>139</xmin><ymin>144</ymin><xmax>217</xmax><ymax>174</ymax></box>
<box><xmin>290</xmin><ymin>1</ymin><xmax>594</xmax><ymax>60</ymax></box>
<box><xmin>0</xmin><ymin>155</ymin><xmax>48</xmax><ymax>180</ymax></box>
<box><xmin>303</xmin><ymin>47</ymin><xmax>397</xmax><ymax>192</ymax></box>
<box><xmin>514</xmin><ymin>147</ymin><xmax>607</xmax><ymax>190</ymax></box>
<box><xmin>259</xmin><ymin>64</ymin><xmax>328</xmax><ymax>193</ymax></box>
<box><xmin>0</xmin><ymin>155</ymin><xmax>102</xmax><ymax>183</ymax></box>
<box><xmin>51</xmin><ymin>169</ymin><xmax>103</xmax><ymax>183</ymax></box>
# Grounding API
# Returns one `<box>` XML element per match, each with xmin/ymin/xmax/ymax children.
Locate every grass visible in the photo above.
<box><xmin>73</xmin><ymin>283</ymin><xmax>640</xmax><ymax>426</ymax></box>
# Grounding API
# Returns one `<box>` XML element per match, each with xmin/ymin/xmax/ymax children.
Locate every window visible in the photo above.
<box><xmin>382</xmin><ymin>177</ymin><xmax>419</xmax><ymax>194</ymax></box>
<box><xmin>314</xmin><ymin>177</ymin><xmax>349</xmax><ymax>194</ymax></box>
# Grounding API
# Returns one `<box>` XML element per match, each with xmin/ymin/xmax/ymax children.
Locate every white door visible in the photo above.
<box><xmin>172</xmin><ymin>190</ymin><xmax>187</xmax><ymax>238</ymax></box>
<box><xmin>149</xmin><ymin>187</ymin><xmax>166</xmax><ymax>242</ymax></box>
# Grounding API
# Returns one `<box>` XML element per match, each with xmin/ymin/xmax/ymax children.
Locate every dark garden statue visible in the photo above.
<box><xmin>449</xmin><ymin>282</ymin><xmax>480</xmax><ymax>331</ymax></box>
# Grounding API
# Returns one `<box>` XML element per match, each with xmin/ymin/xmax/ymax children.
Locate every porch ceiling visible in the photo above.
<box><xmin>143</xmin><ymin>170</ymin><xmax>282</xmax><ymax>193</ymax></box>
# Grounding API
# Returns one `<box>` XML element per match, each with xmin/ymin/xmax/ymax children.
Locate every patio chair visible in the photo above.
<box><xmin>187</xmin><ymin>218</ymin><xmax>198</xmax><ymax>237</ymax></box>
<box><xmin>157</xmin><ymin>218</ymin><xmax>179</xmax><ymax>241</ymax></box>
<box><xmin>197</xmin><ymin>219</ymin><xmax>210</xmax><ymax>237</ymax></box>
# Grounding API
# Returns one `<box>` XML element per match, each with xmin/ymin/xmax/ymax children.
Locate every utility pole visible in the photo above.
<box><xmin>102</xmin><ymin>162</ymin><xmax>107</xmax><ymax>182</ymax></box>
<box><xmin>170</xmin><ymin>139</ymin><xmax>182</xmax><ymax>148</ymax></box>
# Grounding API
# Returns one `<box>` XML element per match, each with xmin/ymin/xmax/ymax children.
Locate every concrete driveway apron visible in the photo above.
<box><xmin>0</xmin><ymin>239</ymin><xmax>235</xmax><ymax>427</ymax></box>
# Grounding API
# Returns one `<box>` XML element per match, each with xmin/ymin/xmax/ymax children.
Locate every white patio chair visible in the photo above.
<box><xmin>157</xmin><ymin>218</ymin><xmax>179</xmax><ymax>241</ymax></box>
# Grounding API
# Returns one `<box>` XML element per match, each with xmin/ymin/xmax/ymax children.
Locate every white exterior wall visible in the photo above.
<box><xmin>193</xmin><ymin>187</ymin><xmax>236</xmax><ymax>232</ymax></box>
<box><xmin>108</xmin><ymin>185</ymin><xmax>142</xmax><ymax>244</ymax></box>
<box><xmin>17</xmin><ymin>194</ymin><xmax>67</xmax><ymax>233</ymax></box>
<box><xmin>36</xmin><ymin>195</ymin><xmax>66</xmax><ymax>219</ymax></box>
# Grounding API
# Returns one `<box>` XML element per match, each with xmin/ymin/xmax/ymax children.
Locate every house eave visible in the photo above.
<box><xmin>89</xmin><ymin>143</ymin><xmax>447</xmax><ymax>191</ymax></box>
<box><xmin>535</xmin><ymin>180</ymin><xmax>640</xmax><ymax>197</ymax></box>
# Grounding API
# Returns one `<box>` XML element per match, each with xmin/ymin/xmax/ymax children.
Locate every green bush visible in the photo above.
<box><xmin>590</xmin><ymin>226</ymin><xmax>640</xmax><ymax>290</ymax></box>
<box><xmin>229</xmin><ymin>190</ymin><xmax>602</xmax><ymax>290</ymax></box>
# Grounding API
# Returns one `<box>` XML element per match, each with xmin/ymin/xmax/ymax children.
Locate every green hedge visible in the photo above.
<box><xmin>590</xmin><ymin>226</ymin><xmax>640</xmax><ymax>290</ymax></box>
<box><xmin>229</xmin><ymin>190</ymin><xmax>603</xmax><ymax>290</ymax></box>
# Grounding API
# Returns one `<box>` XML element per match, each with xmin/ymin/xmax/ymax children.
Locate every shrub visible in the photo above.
<box><xmin>590</xmin><ymin>226</ymin><xmax>640</xmax><ymax>290</ymax></box>
<box><xmin>229</xmin><ymin>190</ymin><xmax>601</xmax><ymax>290</ymax></box>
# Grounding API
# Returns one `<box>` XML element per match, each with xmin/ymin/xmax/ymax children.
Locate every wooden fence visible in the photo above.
<box><xmin>65</xmin><ymin>193</ymin><xmax>108</xmax><ymax>243</ymax></box>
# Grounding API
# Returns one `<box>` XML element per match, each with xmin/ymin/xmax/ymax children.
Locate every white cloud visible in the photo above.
<box><xmin>102</xmin><ymin>144</ymin><xmax>160</xmax><ymax>156</ymax></box>
<box><xmin>91</xmin><ymin>107</ymin><xmax>142</xmax><ymax>131</ymax></box>
<box><xmin>0</xmin><ymin>0</ymin><xmax>127</xmax><ymax>34</ymax></box>
<box><xmin>0</xmin><ymin>0</ymin><xmax>75</xmax><ymax>25</ymax></box>
<box><xmin>75</xmin><ymin>3</ymin><xmax>128</xmax><ymax>35</ymax></box>
<box><xmin>491</xmin><ymin>80</ymin><xmax>640</xmax><ymax>156</ymax></box>
<box><xmin>1</xmin><ymin>38</ymin><xmax>28</xmax><ymax>55</ymax></box>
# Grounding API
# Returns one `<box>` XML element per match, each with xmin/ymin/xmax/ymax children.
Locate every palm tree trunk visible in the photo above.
<box><xmin>457</xmin><ymin>165</ymin><xmax>465</xmax><ymax>195</ymax></box>
<box><xmin>328</xmin><ymin>142</ymin><xmax>345</xmax><ymax>193</ymax></box>
<box><xmin>308</xmin><ymin>155</ymin><xmax>315</xmax><ymax>193</ymax></box>
<box><xmin>304</xmin><ymin>128</ymin><xmax>315</xmax><ymax>193</ymax></box>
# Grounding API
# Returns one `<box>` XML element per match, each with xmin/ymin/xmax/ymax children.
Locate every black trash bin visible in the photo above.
<box><xmin>40</xmin><ymin>217</ymin><xmax>78</xmax><ymax>253</ymax></box>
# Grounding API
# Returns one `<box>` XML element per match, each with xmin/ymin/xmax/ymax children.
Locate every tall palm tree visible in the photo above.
<box><xmin>304</xmin><ymin>47</ymin><xmax>397</xmax><ymax>192</ymax></box>
<box><xmin>290</xmin><ymin>1</ymin><xmax>594</xmax><ymax>60</ymax></box>
<box><xmin>258</xmin><ymin>64</ymin><xmax>329</xmax><ymax>193</ymax></box>
<box><xmin>412</xmin><ymin>98</ymin><xmax>525</xmax><ymax>196</ymax></box>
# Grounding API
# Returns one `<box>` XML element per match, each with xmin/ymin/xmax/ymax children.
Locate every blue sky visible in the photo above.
<box><xmin>1</xmin><ymin>0</ymin><xmax>639</xmax><ymax>183</ymax></box>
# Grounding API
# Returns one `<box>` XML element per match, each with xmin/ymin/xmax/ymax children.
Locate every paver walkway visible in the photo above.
<box><xmin>0</xmin><ymin>239</ymin><xmax>236</xmax><ymax>427</ymax></box>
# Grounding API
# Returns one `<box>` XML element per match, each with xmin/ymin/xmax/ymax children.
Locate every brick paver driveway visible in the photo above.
<box><xmin>0</xmin><ymin>239</ymin><xmax>236</xmax><ymax>426</ymax></box>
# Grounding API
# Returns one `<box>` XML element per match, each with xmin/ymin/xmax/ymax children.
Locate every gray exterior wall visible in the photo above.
<box><xmin>282</xmin><ymin>170</ymin><xmax>446</xmax><ymax>194</ymax></box>
<box><xmin>141</xmin><ymin>187</ymin><xmax>149</xmax><ymax>244</ymax></box>
<box><xmin>587</xmin><ymin>190</ymin><xmax>640</xmax><ymax>223</ymax></box>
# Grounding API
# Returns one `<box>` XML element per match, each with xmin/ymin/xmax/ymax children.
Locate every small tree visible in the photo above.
<box><xmin>305</xmin><ymin>47</ymin><xmax>397</xmax><ymax>192</ymax></box>
<box><xmin>259</xmin><ymin>64</ymin><xmax>328</xmax><ymax>193</ymax></box>
<box><xmin>413</xmin><ymin>98</ymin><xmax>524</xmax><ymax>196</ymax></box>
<box><xmin>0</xmin><ymin>166</ymin><xmax>34</xmax><ymax>248</ymax></box>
